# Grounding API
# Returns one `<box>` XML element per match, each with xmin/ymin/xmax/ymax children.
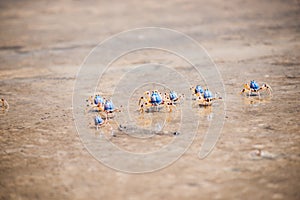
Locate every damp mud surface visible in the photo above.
<box><xmin>0</xmin><ymin>0</ymin><xmax>299</xmax><ymax>199</ymax></box>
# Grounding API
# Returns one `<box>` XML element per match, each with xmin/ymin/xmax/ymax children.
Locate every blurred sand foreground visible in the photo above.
<box><xmin>0</xmin><ymin>0</ymin><xmax>299</xmax><ymax>199</ymax></box>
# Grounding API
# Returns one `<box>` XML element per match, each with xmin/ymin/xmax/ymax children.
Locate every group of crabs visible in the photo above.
<box><xmin>86</xmin><ymin>80</ymin><xmax>272</xmax><ymax>129</ymax></box>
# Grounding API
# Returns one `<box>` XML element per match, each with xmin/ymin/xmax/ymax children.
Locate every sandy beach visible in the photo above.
<box><xmin>0</xmin><ymin>0</ymin><xmax>299</xmax><ymax>199</ymax></box>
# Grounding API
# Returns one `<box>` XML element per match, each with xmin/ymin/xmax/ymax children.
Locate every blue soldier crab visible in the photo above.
<box><xmin>103</xmin><ymin>99</ymin><xmax>121</xmax><ymax>120</ymax></box>
<box><xmin>149</xmin><ymin>90</ymin><xmax>163</xmax><ymax>105</ymax></box>
<box><xmin>197</xmin><ymin>89</ymin><xmax>222</xmax><ymax>106</ymax></box>
<box><xmin>87</xmin><ymin>94</ymin><xmax>105</xmax><ymax>112</ymax></box>
<box><xmin>164</xmin><ymin>91</ymin><xmax>184</xmax><ymax>104</ymax></box>
<box><xmin>94</xmin><ymin>115</ymin><xmax>106</xmax><ymax>130</ymax></box>
<box><xmin>241</xmin><ymin>80</ymin><xmax>272</xmax><ymax>97</ymax></box>
<box><xmin>190</xmin><ymin>85</ymin><xmax>204</xmax><ymax>99</ymax></box>
<box><xmin>138</xmin><ymin>90</ymin><xmax>175</xmax><ymax>112</ymax></box>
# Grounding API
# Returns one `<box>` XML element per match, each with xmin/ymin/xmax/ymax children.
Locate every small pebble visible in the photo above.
<box><xmin>250</xmin><ymin>149</ymin><xmax>276</xmax><ymax>159</ymax></box>
<box><xmin>173</xmin><ymin>131</ymin><xmax>180</xmax><ymax>136</ymax></box>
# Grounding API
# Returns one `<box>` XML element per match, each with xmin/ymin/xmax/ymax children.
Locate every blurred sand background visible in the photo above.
<box><xmin>0</xmin><ymin>0</ymin><xmax>299</xmax><ymax>199</ymax></box>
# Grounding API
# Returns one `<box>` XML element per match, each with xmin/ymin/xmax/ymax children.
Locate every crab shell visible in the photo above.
<box><xmin>204</xmin><ymin>89</ymin><xmax>213</xmax><ymax>99</ymax></box>
<box><xmin>150</xmin><ymin>91</ymin><xmax>162</xmax><ymax>104</ymax></box>
<box><xmin>250</xmin><ymin>80</ymin><xmax>260</xmax><ymax>90</ymax></box>
<box><xmin>169</xmin><ymin>91</ymin><xmax>178</xmax><ymax>101</ymax></box>
<box><xmin>94</xmin><ymin>115</ymin><xmax>104</xmax><ymax>125</ymax></box>
<box><xmin>104</xmin><ymin>100</ymin><xmax>115</xmax><ymax>111</ymax></box>
<box><xmin>94</xmin><ymin>95</ymin><xmax>104</xmax><ymax>105</ymax></box>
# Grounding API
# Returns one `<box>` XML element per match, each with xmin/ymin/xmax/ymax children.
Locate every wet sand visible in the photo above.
<box><xmin>0</xmin><ymin>0</ymin><xmax>300</xmax><ymax>199</ymax></box>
